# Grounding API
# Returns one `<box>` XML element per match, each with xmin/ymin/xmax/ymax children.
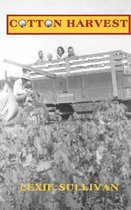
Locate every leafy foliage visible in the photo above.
<box><xmin>0</xmin><ymin>100</ymin><xmax>131</xmax><ymax>209</ymax></box>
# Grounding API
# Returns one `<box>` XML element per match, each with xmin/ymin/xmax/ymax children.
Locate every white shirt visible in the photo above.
<box><xmin>34</xmin><ymin>58</ymin><xmax>44</xmax><ymax>65</ymax></box>
<box><xmin>57</xmin><ymin>54</ymin><xmax>65</xmax><ymax>60</ymax></box>
<box><xmin>13</xmin><ymin>79</ymin><xmax>26</xmax><ymax>97</ymax></box>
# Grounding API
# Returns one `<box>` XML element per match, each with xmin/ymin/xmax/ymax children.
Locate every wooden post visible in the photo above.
<box><xmin>65</xmin><ymin>57</ymin><xmax>70</xmax><ymax>76</ymax></box>
<box><xmin>82</xmin><ymin>75</ymin><xmax>86</xmax><ymax>98</ymax></box>
<box><xmin>110</xmin><ymin>54</ymin><xmax>118</xmax><ymax>98</ymax></box>
<box><xmin>65</xmin><ymin>57</ymin><xmax>70</xmax><ymax>92</ymax></box>
<box><xmin>5</xmin><ymin>70</ymin><xmax>8</xmax><ymax>82</ymax></box>
<box><xmin>52</xmin><ymin>78</ymin><xmax>56</xmax><ymax>103</ymax></box>
<box><xmin>127</xmin><ymin>53</ymin><xmax>131</xmax><ymax>74</ymax></box>
<box><xmin>65</xmin><ymin>76</ymin><xmax>69</xmax><ymax>92</ymax></box>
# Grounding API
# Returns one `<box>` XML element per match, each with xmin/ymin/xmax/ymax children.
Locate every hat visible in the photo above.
<box><xmin>21</xmin><ymin>73</ymin><xmax>31</xmax><ymax>80</ymax></box>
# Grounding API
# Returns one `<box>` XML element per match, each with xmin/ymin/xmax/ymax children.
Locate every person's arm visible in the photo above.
<box><xmin>14</xmin><ymin>92</ymin><xmax>28</xmax><ymax>102</ymax></box>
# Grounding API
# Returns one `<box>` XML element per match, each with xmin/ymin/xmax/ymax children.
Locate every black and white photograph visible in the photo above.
<box><xmin>0</xmin><ymin>0</ymin><xmax>131</xmax><ymax>209</ymax></box>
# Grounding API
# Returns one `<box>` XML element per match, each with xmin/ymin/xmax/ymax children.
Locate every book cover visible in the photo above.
<box><xmin>0</xmin><ymin>0</ymin><xmax>131</xmax><ymax>209</ymax></box>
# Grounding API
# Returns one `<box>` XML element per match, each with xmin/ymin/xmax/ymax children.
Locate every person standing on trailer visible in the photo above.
<box><xmin>35</xmin><ymin>50</ymin><xmax>44</xmax><ymax>65</ymax></box>
<box><xmin>57</xmin><ymin>46</ymin><xmax>65</xmax><ymax>60</ymax></box>
<box><xmin>67</xmin><ymin>46</ymin><xmax>76</xmax><ymax>59</ymax></box>
<box><xmin>47</xmin><ymin>53</ymin><xmax>53</xmax><ymax>61</ymax></box>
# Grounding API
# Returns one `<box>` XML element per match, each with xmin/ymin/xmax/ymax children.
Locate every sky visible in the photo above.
<box><xmin>0</xmin><ymin>0</ymin><xmax>131</xmax><ymax>78</ymax></box>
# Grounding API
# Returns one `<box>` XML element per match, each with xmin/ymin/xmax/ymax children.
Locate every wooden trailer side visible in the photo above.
<box><xmin>31</xmin><ymin>50</ymin><xmax>131</xmax><ymax>104</ymax></box>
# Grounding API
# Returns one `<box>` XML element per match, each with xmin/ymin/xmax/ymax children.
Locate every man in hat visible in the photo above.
<box><xmin>13</xmin><ymin>73</ymin><xmax>32</xmax><ymax>103</ymax></box>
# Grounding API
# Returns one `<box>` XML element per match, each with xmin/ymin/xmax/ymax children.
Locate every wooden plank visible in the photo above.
<box><xmin>5</xmin><ymin>51</ymin><xmax>128</xmax><ymax>79</ymax></box>
<box><xmin>4</xmin><ymin>59</ymin><xmax>56</xmax><ymax>79</ymax></box>
<box><xmin>30</xmin><ymin>50</ymin><xmax>119</xmax><ymax>67</ymax></box>
<box><xmin>31</xmin><ymin>68</ymin><xmax>112</xmax><ymax>80</ymax></box>
<box><xmin>31</xmin><ymin>63</ymin><xmax>112</xmax><ymax>75</ymax></box>
<box><xmin>69</xmin><ymin>57</ymin><xmax>111</xmax><ymax>65</ymax></box>
<box><xmin>30</xmin><ymin>50</ymin><xmax>122</xmax><ymax>70</ymax></box>
<box><xmin>30</xmin><ymin>56</ymin><xmax>125</xmax><ymax>76</ymax></box>
<box><xmin>31</xmin><ymin>56</ymin><xmax>111</xmax><ymax>70</ymax></box>
<box><xmin>5</xmin><ymin>50</ymin><xmax>130</xmax><ymax>80</ymax></box>
<box><xmin>31</xmin><ymin>66</ymin><xmax>126</xmax><ymax>81</ymax></box>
